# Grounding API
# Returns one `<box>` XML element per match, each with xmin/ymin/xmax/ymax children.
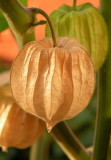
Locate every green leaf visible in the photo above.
<box><xmin>33</xmin><ymin>20</ymin><xmax>47</xmax><ymax>26</ymax></box>
<box><xmin>0</xmin><ymin>0</ymin><xmax>28</xmax><ymax>32</ymax></box>
<box><xmin>19</xmin><ymin>0</ymin><xmax>28</xmax><ymax>6</ymax></box>
<box><xmin>0</xmin><ymin>12</ymin><xmax>9</xmax><ymax>32</ymax></box>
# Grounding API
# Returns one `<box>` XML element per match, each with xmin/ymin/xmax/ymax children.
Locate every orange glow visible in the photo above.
<box><xmin>0</xmin><ymin>0</ymin><xmax>99</xmax><ymax>61</ymax></box>
<box><xmin>0</xmin><ymin>30</ymin><xmax>18</xmax><ymax>61</ymax></box>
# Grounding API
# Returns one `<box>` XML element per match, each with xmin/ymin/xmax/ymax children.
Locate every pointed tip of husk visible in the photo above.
<box><xmin>47</xmin><ymin>124</ymin><xmax>53</xmax><ymax>132</ymax></box>
<box><xmin>46</xmin><ymin>122</ymin><xmax>57</xmax><ymax>132</ymax></box>
<box><xmin>1</xmin><ymin>146</ymin><xmax>8</xmax><ymax>152</ymax></box>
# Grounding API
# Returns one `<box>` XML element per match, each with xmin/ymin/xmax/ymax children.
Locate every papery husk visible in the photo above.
<box><xmin>10</xmin><ymin>37</ymin><xmax>95</xmax><ymax>131</ymax></box>
<box><xmin>46</xmin><ymin>3</ymin><xmax>109</xmax><ymax>71</ymax></box>
<box><xmin>0</xmin><ymin>84</ymin><xmax>46</xmax><ymax>151</ymax></box>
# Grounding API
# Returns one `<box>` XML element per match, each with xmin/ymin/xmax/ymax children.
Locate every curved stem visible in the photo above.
<box><xmin>31</xmin><ymin>8</ymin><xmax>57</xmax><ymax>47</ymax></box>
<box><xmin>51</xmin><ymin>121</ymin><xmax>90</xmax><ymax>160</ymax></box>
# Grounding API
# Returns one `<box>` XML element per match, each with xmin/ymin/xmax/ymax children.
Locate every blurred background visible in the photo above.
<box><xmin>0</xmin><ymin>0</ymin><xmax>103</xmax><ymax>160</ymax></box>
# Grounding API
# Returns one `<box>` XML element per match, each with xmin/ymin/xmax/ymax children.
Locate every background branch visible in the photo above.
<box><xmin>92</xmin><ymin>0</ymin><xmax>111</xmax><ymax>159</ymax></box>
<box><xmin>51</xmin><ymin>122</ymin><xmax>90</xmax><ymax>160</ymax></box>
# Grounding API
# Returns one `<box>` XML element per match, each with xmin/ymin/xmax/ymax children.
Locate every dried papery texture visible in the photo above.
<box><xmin>46</xmin><ymin>3</ymin><xmax>109</xmax><ymax>71</ymax></box>
<box><xmin>0</xmin><ymin>84</ymin><xmax>46</xmax><ymax>151</ymax></box>
<box><xmin>11</xmin><ymin>37</ymin><xmax>95</xmax><ymax>131</ymax></box>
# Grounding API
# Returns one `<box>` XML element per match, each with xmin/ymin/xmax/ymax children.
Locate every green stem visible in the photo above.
<box><xmin>92</xmin><ymin>0</ymin><xmax>111</xmax><ymax>159</ymax></box>
<box><xmin>30</xmin><ymin>132</ymin><xmax>52</xmax><ymax>160</ymax></box>
<box><xmin>51</xmin><ymin>122</ymin><xmax>90</xmax><ymax>160</ymax></box>
<box><xmin>31</xmin><ymin>8</ymin><xmax>57</xmax><ymax>47</ymax></box>
<box><xmin>73</xmin><ymin>0</ymin><xmax>77</xmax><ymax>10</ymax></box>
<box><xmin>92</xmin><ymin>74</ymin><xmax>111</xmax><ymax>160</ymax></box>
<box><xmin>0</xmin><ymin>0</ymin><xmax>35</xmax><ymax>49</ymax></box>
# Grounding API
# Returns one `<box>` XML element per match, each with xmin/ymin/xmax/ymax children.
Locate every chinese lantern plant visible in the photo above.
<box><xmin>0</xmin><ymin>84</ymin><xmax>46</xmax><ymax>151</ymax></box>
<box><xmin>1</xmin><ymin>0</ymin><xmax>110</xmax><ymax>160</ymax></box>
<box><xmin>46</xmin><ymin>0</ymin><xmax>108</xmax><ymax>71</ymax></box>
<box><xmin>10</xmin><ymin>8</ymin><xmax>95</xmax><ymax>131</ymax></box>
